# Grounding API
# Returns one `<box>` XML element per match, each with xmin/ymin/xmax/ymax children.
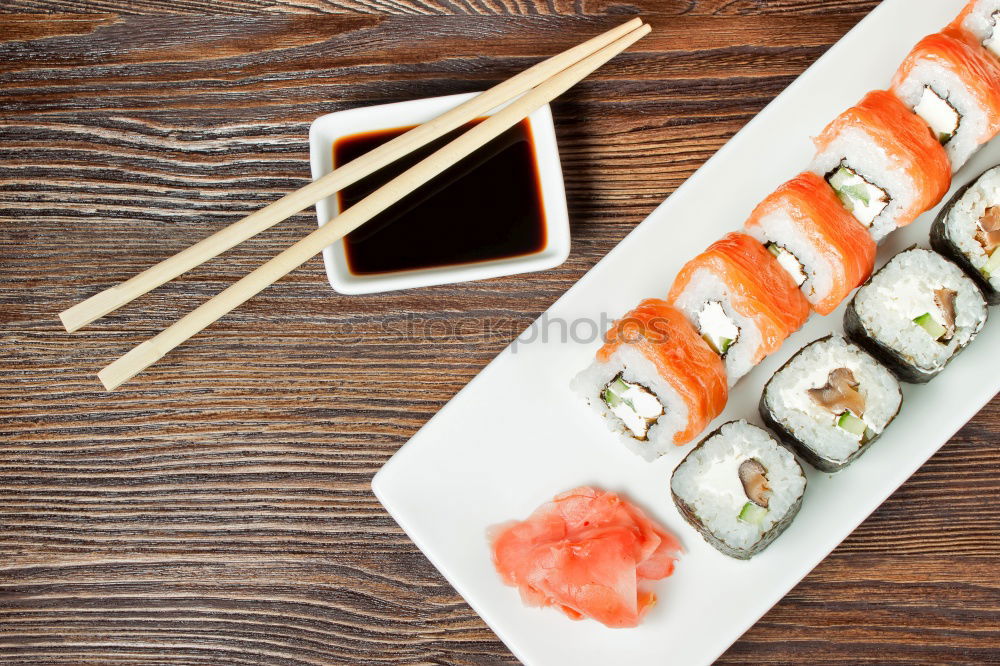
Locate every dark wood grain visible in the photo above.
<box><xmin>1</xmin><ymin>2</ymin><xmax>998</xmax><ymax>664</ymax></box>
<box><xmin>0</xmin><ymin>0</ymin><xmax>881</xmax><ymax>16</ymax></box>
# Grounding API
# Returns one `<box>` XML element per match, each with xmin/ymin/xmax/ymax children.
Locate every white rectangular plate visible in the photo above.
<box><xmin>372</xmin><ymin>1</ymin><xmax>1000</xmax><ymax>664</ymax></box>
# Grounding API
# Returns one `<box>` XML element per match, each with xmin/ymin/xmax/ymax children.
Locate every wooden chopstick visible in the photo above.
<box><xmin>97</xmin><ymin>22</ymin><xmax>651</xmax><ymax>391</ymax></box>
<box><xmin>57</xmin><ymin>17</ymin><xmax>644</xmax><ymax>335</ymax></box>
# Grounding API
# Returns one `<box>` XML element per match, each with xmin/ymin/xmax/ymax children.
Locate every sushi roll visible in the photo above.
<box><xmin>667</xmin><ymin>232</ymin><xmax>811</xmax><ymax>385</ymax></box>
<box><xmin>930</xmin><ymin>165</ymin><xmax>1000</xmax><ymax>304</ymax></box>
<box><xmin>572</xmin><ymin>299</ymin><xmax>728</xmax><ymax>461</ymax></box>
<box><xmin>845</xmin><ymin>247</ymin><xmax>988</xmax><ymax>383</ymax></box>
<box><xmin>891</xmin><ymin>29</ymin><xmax>1000</xmax><ymax>172</ymax></box>
<box><xmin>670</xmin><ymin>420</ymin><xmax>806</xmax><ymax>560</ymax></box>
<box><xmin>743</xmin><ymin>172</ymin><xmax>877</xmax><ymax>315</ymax></box>
<box><xmin>811</xmin><ymin>90</ymin><xmax>952</xmax><ymax>242</ymax></box>
<box><xmin>951</xmin><ymin>0</ymin><xmax>1000</xmax><ymax>60</ymax></box>
<box><xmin>760</xmin><ymin>336</ymin><xmax>903</xmax><ymax>473</ymax></box>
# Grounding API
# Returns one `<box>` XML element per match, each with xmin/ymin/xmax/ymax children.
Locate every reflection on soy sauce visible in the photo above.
<box><xmin>334</xmin><ymin>118</ymin><xmax>547</xmax><ymax>276</ymax></box>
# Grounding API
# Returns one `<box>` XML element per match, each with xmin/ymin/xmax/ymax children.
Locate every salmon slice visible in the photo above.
<box><xmin>668</xmin><ymin>232</ymin><xmax>811</xmax><ymax>365</ymax></box>
<box><xmin>745</xmin><ymin>172</ymin><xmax>877</xmax><ymax>315</ymax></box>
<box><xmin>950</xmin><ymin>1</ymin><xmax>976</xmax><ymax>33</ymax></box>
<box><xmin>490</xmin><ymin>486</ymin><xmax>681</xmax><ymax>629</ymax></box>
<box><xmin>893</xmin><ymin>29</ymin><xmax>1000</xmax><ymax>144</ymax></box>
<box><xmin>949</xmin><ymin>1</ymin><xmax>1000</xmax><ymax>54</ymax></box>
<box><xmin>813</xmin><ymin>90</ymin><xmax>951</xmax><ymax>227</ymax></box>
<box><xmin>596</xmin><ymin>299</ymin><xmax>728</xmax><ymax>446</ymax></box>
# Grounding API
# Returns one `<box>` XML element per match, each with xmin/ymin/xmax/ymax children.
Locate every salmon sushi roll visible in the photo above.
<box><xmin>891</xmin><ymin>29</ymin><xmax>1000</xmax><ymax>172</ymax></box>
<box><xmin>811</xmin><ymin>90</ymin><xmax>952</xmax><ymax>242</ymax></box>
<box><xmin>744</xmin><ymin>172</ymin><xmax>877</xmax><ymax>315</ymax></box>
<box><xmin>572</xmin><ymin>299</ymin><xmax>728</xmax><ymax>461</ymax></box>
<box><xmin>951</xmin><ymin>0</ymin><xmax>1000</xmax><ymax>60</ymax></box>
<box><xmin>667</xmin><ymin>232</ymin><xmax>811</xmax><ymax>385</ymax></box>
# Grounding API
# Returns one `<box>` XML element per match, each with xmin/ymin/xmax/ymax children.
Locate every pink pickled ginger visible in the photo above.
<box><xmin>490</xmin><ymin>486</ymin><xmax>681</xmax><ymax>628</ymax></box>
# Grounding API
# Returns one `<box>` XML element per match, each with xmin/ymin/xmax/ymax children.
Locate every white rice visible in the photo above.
<box><xmin>810</xmin><ymin>126</ymin><xmax>920</xmax><ymax>243</ymax></box>
<box><xmin>670</xmin><ymin>420</ymin><xmax>805</xmax><ymax>554</ymax></box>
<box><xmin>744</xmin><ymin>212</ymin><xmax>835</xmax><ymax>311</ymax></box>
<box><xmin>571</xmin><ymin>345</ymin><xmax>690</xmax><ymax>462</ymax></box>
<box><xmin>854</xmin><ymin>248</ymin><xmax>988</xmax><ymax>373</ymax></box>
<box><xmin>942</xmin><ymin>165</ymin><xmax>1000</xmax><ymax>292</ymax></box>
<box><xmin>893</xmin><ymin>61</ymin><xmax>990</xmax><ymax>172</ymax></box>
<box><xmin>763</xmin><ymin>336</ymin><xmax>901</xmax><ymax>464</ymax></box>
<box><xmin>958</xmin><ymin>0</ymin><xmax>1000</xmax><ymax>58</ymax></box>
<box><xmin>670</xmin><ymin>268</ymin><xmax>764</xmax><ymax>386</ymax></box>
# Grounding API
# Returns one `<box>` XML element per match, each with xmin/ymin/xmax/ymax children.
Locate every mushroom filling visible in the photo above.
<box><xmin>978</xmin><ymin>207</ymin><xmax>1000</xmax><ymax>277</ymax></box>
<box><xmin>985</xmin><ymin>11</ymin><xmax>1000</xmax><ymax>58</ymax></box>
<box><xmin>737</xmin><ymin>458</ymin><xmax>771</xmax><ymax>525</ymax></box>
<box><xmin>913</xmin><ymin>288</ymin><xmax>958</xmax><ymax>342</ymax></box>
<box><xmin>914</xmin><ymin>86</ymin><xmax>960</xmax><ymax>144</ymax></box>
<box><xmin>976</xmin><ymin>206</ymin><xmax>1000</xmax><ymax>249</ymax></box>
<box><xmin>601</xmin><ymin>373</ymin><xmax>664</xmax><ymax>440</ymax></box>
<box><xmin>808</xmin><ymin>367</ymin><xmax>870</xmax><ymax>441</ymax></box>
<box><xmin>827</xmin><ymin>162</ymin><xmax>890</xmax><ymax>227</ymax></box>
<box><xmin>977</xmin><ymin>207</ymin><xmax>1000</xmax><ymax>253</ymax></box>
<box><xmin>697</xmin><ymin>300</ymin><xmax>740</xmax><ymax>357</ymax></box>
<box><xmin>766</xmin><ymin>242</ymin><xmax>808</xmax><ymax>286</ymax></box>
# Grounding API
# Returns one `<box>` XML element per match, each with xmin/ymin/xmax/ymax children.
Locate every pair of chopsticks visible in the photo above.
<box><xmin>60</xmin><ymin>17</ymin><xmax>651</xmax><ymax>391</ymax></box>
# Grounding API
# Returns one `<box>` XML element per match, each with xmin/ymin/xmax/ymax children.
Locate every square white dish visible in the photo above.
<box><xmin>309</xmin><ymin>92</ymin><xmax>570</xmax><ymax>295</ymax></box>
<box><xmin>372</xmin><ymin>2</ymin><xmax>1000</xmax><ymax>665</ymax></box>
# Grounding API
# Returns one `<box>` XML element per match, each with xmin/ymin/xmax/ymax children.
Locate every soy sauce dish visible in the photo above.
<box><xmin>309</xmin><ymin>92</ymin><xmax>570</xmax><ymax>295</ymax></box>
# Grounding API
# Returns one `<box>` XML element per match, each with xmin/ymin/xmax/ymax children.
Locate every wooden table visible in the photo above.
<box><xmin>2</xmin><ymin>1</ymin><xmax>998</xmax><ymax>663</ymax></box>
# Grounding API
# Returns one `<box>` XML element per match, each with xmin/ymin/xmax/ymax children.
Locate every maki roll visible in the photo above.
<box><xmin>891</xmin><ymin>29</ymin><xmax>1000</xmax><ymax>172</ymax></box>
<box><xmin>930</xmin><ymin>165</ymin><xmax>1000</xmax><ymax>304</ymax></box>
<box><xmin>760</xmin><ymin>336</ymin><xmax>903</xmax><ymax>473</ymax></box>
<box><xmin>743</xmin><ymin>172</ymin><xmax>877</xmax><ymax>315</ymax></box>
<box><xmin>667</xmin><ymin>232</ymin><xmax>811</xmax><ymax>385</ymax></box>
<box><xmin>845</xmin><ymin>247</ymin><xmax>988</xmax><ymax>383</ymax></box>
<box><xmin>951</xmin><ymin>0</ymin><xmax>1000</xmax><ymax>60</ymax></box>
<box><xmin>670</xmin><ymin>420</ymin><xmax>806</xmax><ymax>560</ymax></box>
<box><xmin>811</xmin><ymin>90</ymin><xmax>952</xmax><ymax>242</ymax></box>
<box><xmin>572</xmin><ymin>299</ymin><xmax>728</xmax><ymax>461</ymax></box>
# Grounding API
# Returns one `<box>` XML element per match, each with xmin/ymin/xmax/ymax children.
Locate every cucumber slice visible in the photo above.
<box><xmin>610</xmin><ymin>377</ymin><xmax>630</xmax><ymax>394</ymax></box>
<box><xmin>913</xmin><ymin>312</ymin><xmax>946</xmax><ymax>340</ymax></box>
<box><xmin>702</xmin><ymin>334</ymin><xmax>733</xmax><ymax>356</ymax></box>
<box><xmin>601</xmin><ymin>387</ymin><xmax>622</xmax><ymax>409</ymax></box>
<box><xmin>767</xmin><ymin>243</ymin><xmax>782</xmax><ymax>258</ymax></box>
<box><xmin>603</xmin><ymin>377</ymin><xmax>622</xmax><ymax>407</ymax></box>
<box><xmin>718</xmin><ymin>337</ymin><xmax>733</xmax><ymax>354</ymax></box>
<box><xmin>982</xmin><ymin>248</ymin><xmax>1000</xmax><ymax>278</ymax></box>
<box><xmin>837</xmin><ymin>411</ymin><xmax>867</xmax><ymax>437</ymax></box>
<box><xmin>829</xmin><ymin>166</ymin><xmax>876</xmax><ymax>211</ymax></box>
<box><xmin>834</xmin><ymin>190</ymin><xmax>857</xmax><ymax>212</ymax></box>
<box><xmin>829</xmin><ymin>170</ymin><xmax>858</xmax><ymax>211</ymax></box>
<box><xmin>604</xmin><ymin>375</ymin><xmax>638</xmax><ymax>412</ymax></box>
<box><xmin>738</xmin><ymin>502</ymin><xmax>768</xmax><ymax>525</ymax></box>
<box><xmin>838</xmin><ymin>183</ymin><xmax>871</xmax><ymax>206</ymax></box>
<box><xmin>828</xmin><ymin>166</ymin><xmax>852</xmax><ymax>190</ymax></box>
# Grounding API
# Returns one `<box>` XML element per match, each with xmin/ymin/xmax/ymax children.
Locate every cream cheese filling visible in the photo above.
<box><xmin>914</xmin><ymin>86</ymin><xmax>960</xmax><ymax>143</ymax></box>
<box><xmin>602</xmin><ymin>374</ymin><xmax>664</xmax><ymax>439</ymax></box>
<box><xmin>828</xmin><ymin>163</ymin><xmax>889</xmax><ymax>227</ymax></box>
<box><xmin>697</xmin><ymin>300</ymin><xmax>740</xmax><ymax>356</ymax></box>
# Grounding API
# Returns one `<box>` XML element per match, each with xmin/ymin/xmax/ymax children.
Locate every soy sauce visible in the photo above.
<box><xmin>333</xmin><ymin>118</ymin><xmax>547</xmax><ymax>275</ymax></box>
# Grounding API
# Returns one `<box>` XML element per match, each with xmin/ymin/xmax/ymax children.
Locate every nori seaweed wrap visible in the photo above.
<box><xmin>670</xmin><ymin>420</ymin><xmax>806</xmax><ymax>560</ymax></box>
<box><xmin>930</xmin><ymin>166</ymin><xmax>1000</xmax><ymax>305</ymax></box>
<box><xmin>759</xmin><ymin>335</ymin><xmax>903</xmax><ymax>473</ymax></box>
<box><xmin>844</xmin><ymin>247</ymin><xmax>987</xmax><ymax>383</ymax></box>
